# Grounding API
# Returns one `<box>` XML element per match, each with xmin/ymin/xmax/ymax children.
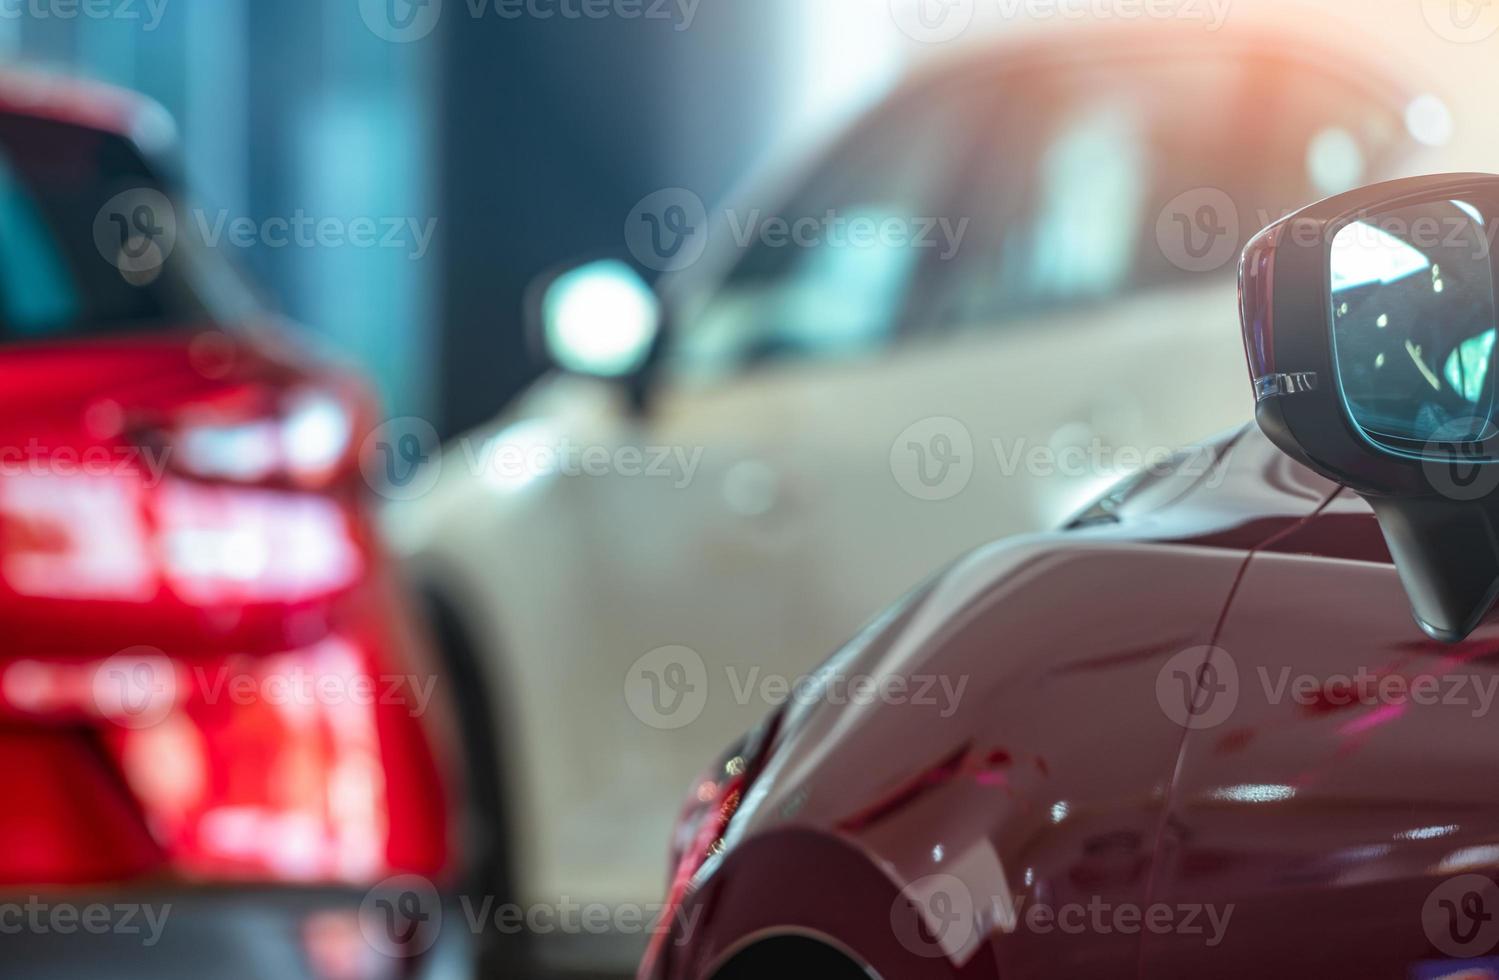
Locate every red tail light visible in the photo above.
<box><xmin>0</xmin><ymin>631</ymin><xmax>449</xmax><ymax>886</ymax></box>
<box><xmin>139</xmin><ymin>383</ymin><xmax>369</xmax><ymax>491</ymax></box>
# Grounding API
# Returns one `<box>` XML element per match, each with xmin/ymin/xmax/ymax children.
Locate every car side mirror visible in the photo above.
<box><xmin>1240</xmin><ymin>173</ymin><xmax>1499</xmax><ymax>642</ymax></box>
<box><xmin>528</xmin><ymin>259</ymin><xmax>663</xmax><ymax>407</ymax></box>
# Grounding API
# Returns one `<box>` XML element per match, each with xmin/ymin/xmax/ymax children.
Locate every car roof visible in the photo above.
<box><xmin>897</xmin><ymin>19</ymin><xmax>1421</xmax><ymax>115</ymax></box>
<box><xmin>0</xmin><ymin>68</ymin><xmax>174</xmax><ymax>148</ymax></box>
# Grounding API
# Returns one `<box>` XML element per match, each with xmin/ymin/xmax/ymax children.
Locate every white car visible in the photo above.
<box><xmin>392</xmin><ymin>22</ymin><xmax>1450</xmax><ymax>975</ymax></box>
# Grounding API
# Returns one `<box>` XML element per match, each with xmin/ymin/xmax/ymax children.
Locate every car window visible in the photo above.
<box><xmin>929</xmin><ymin>55</ymin><xmax>1412</xmax><ymax>330</ymax></box>
<box><xmin>665</xmin><ymin>100</ymin><xmax>974</xmax><ymax>385</ymax></box>
<box><xmin>0</xmin><ymin>114</ymin><xmax>258</xmax><ymax>342</ymax></box>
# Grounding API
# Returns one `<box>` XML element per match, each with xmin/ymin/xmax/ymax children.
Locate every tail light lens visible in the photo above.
<box><xmin>147</xmin><ymin>385</ymin><xmax>362</xmax><ymax>490</ymax></box>
<box><xmin>642</xmin><ymin>712</ymin><xmax>782</xmax><ymax>977</ymax></box>
<box><xmin>0</xmin><ymin>635</ymin><xmax>448</xmax><ymax>886</ymax></box>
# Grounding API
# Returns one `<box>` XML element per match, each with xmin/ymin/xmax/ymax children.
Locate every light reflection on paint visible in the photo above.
<box><xmin>1397</xmin><ymin>824</ymin><xmax>1459</xmax><ymax>842</ymax></box>
<box><xmin>1439</xmin><ymin>845</ymin><xmax>1499</xmax><ymax>874</ymax></box>
<box><xmin>1208</xmin><ymin>783</ymin><xmax>1296</xmax><ymax>805</ymax></box>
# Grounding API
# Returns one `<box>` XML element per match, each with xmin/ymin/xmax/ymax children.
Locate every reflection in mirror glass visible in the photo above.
<box><xmin>1331</xmin><ymin>198</ymin><xmax>1498</xmax><ymax>447</ymax></box>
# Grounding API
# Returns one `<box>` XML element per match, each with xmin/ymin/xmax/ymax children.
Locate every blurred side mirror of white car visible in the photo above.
<box><xmin>535</xmin><ymin>259</ymin><xmax>661</xmax><ymax>380</ymax></box>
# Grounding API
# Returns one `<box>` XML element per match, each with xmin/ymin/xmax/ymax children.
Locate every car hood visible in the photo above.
<box><xmin>693</xmin><ymin>427</ymin><xmax>1351</xmax><ymax>974</ymax></box>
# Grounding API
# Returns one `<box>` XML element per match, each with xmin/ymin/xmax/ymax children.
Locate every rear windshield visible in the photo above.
<box><xmin>0</xmin><ymin>113</ymin><xmax>255</xmax><ymax>342</ymax></box>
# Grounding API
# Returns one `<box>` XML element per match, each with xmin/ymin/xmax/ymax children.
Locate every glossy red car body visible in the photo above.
<box><xmin>0</xmin><ymin>76</ymin><xmax>459</xmax><ymax>978</ymax></box>
<box><xmin>643</xmin><ymin>424</ymin><xmax>1499</xmax><ymax>980</ymax></box>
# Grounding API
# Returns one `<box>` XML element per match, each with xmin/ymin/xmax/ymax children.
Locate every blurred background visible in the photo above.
<box><xmin>3</xmin><ymin>0</ymin><xmax>936</xmax><ymax>430</ymax></box>
<box><xmin>5</xmin><ymin>1</ymin><xmax>1499</xmax><ymax>978</ymax></box>
<box><xmin>6</xmin><ymin>0</ymin><xmax>1490</xmax><ymax>428</ymax></box>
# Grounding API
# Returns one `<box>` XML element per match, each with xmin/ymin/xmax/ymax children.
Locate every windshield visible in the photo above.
<box><xmin>0</xmin><ymin>112</ymin><xmax>258</xmax><ymax>342</ymax></box>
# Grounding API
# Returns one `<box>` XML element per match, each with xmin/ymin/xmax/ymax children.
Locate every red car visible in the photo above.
<box><xmin>641</xmin><ymin>174</ymin><xmax>1499</xmax><ymax>980</ymax></box>
<box><xmin>0</xmin><ymin>75</ymin><xmax>467</xmax><ymax>978</ymax></box>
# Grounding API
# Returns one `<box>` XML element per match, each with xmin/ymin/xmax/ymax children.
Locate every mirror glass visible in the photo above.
<box><xmin>542</xmin><ymin>259</ymin><xmax>660</xmax><ymax>378</ymax></box>
<box><xmin>1331</xmin><ymin>198</ymin><xmax>1498</xmax><ymax>447</ymax></box>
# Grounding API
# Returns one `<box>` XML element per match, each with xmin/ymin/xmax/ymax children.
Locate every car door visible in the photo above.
<box><xmin>1141</xmin><ymin>489</ymin><xmax>1499</xmax><ymax>978</ymax></box>
<box><xmin>522</xmin><ymin>94</ymin><xmax>988</xmax><ymax>905</ymax></box>
<box><xmin>757</xmin><ymin>47</ymin><xmax>1419</xmax><ymax>664</ymax></box>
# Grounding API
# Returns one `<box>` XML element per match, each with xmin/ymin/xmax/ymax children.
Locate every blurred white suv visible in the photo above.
<box><xmin>392</xmin><ymin>22</ymin><xmax>1444</xmax><ymax>974</ymax></box>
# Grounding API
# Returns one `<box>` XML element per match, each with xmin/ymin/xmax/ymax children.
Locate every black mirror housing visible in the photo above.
<box><xmin>1240</xmin><ymin>173</ymin><xmax>1499</xmax><ymax>641</ymax></box>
